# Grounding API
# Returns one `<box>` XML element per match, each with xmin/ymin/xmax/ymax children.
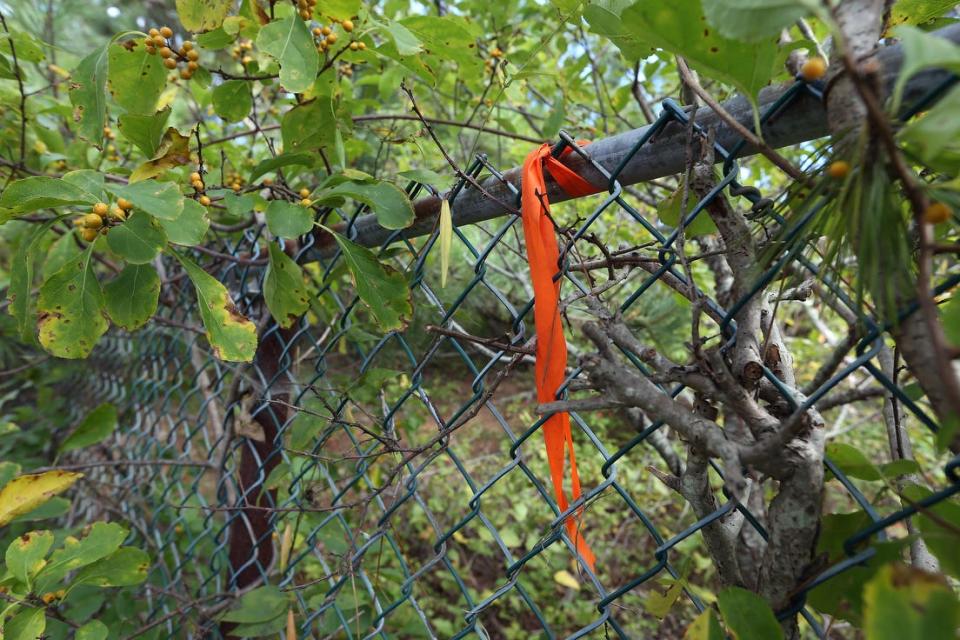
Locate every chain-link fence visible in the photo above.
<box><xmin>61</xmin><ymin>67</ymin><xmax>960</xmax><ymax>640</ymax></box>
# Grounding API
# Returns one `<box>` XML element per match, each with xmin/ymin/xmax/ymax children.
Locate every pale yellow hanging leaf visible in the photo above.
<box><xmin>286</xmin><ymin>607</ymin><xmax>296</xmax><ymax>640</ymax></box>
<box><xmin>553</xmin><ymin>569</ymin><xmax>580</xmax><ymax>590</ymax></box>
<box><xmin>279</xmin><ymin>523</ymin><xmax>293</xmax><ymax>573</ymax></box>
<box><xmin>439</xmin><ymin>198</ymin><xmax>452</xmax><ymax>288</ymax></box>
<box><xmin>0</xmin><ymin>471</ymin><xmax>82</xmax><ymax>527</ymax></box>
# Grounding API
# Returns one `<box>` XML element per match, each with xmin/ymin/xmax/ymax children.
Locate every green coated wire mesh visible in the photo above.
<box><xmin>57</xmin><ymin>73</ymin><xmax>960</xmax><ymax>639</ymax></box>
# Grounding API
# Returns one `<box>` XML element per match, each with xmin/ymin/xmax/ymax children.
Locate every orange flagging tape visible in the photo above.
<box><xmin>520</xmin><ymin>142</ymin><xmax>600</xmax><ymax>570</ymax></box>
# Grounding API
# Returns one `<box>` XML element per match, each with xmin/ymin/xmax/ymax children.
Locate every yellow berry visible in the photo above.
<box><xmin>313</xmin><ymin>27</ymin><xmax>323</xmax><ymax>36</ymax></box>
<box><xmin>299</xmin><ymin>8</ymin><xmax>311</xmax><ymax>19</ymax></box>
<box><xmin>349</xmin><ymin>41</ymin><xmax>358</xmax><ymax>51</ymax></box>
<box><xmin>242</xmin><ymin>55</ymin><xmax>253</xmax><ymax>65</ymax></box>
<box><xmin>326</xmin><ymin>33</ymin><xmax>338</xmax><ymax>44</ymax></box>
<box><xmin>342</xmin><ymin>19</ymin><xmax>354</xmax><ymax>32</ymax></box>
<box><xmin>490</xmin><ymin>47</ymin><xmax>503</xmax><ymax>58</ymax></box>
<box><xmin>358</xmin><ymin>42</ymin><xmax>366</xmax><ymax>50</ymax></box>
<box><xmin>301</xmin><ymin>198</ymin><xmax>312</xmax><ymax>206</ymax></box>
<box><xmin>827</xmin><ymin>160</ymin><xmax>850</xmax><ymax>179</ymax></box>
<box><xmin>160</xmin><ymin>26</ymin><xmax>174</xmax><ymax>39</ymax></box>
<box><xmin>187</xmin><ymin>61</ymin><xmax>199</xmax><ymax>71</ymax></box>
<box><xmin>299</xmin><ymin>187</ymin><xmax>310</xmax><ymax>198</ymax></box>
<box><xmin>187</xmin><ymin>49</ymin><xmax>199</xmax><ymax>61</ymax></box>
<box><xmin>148</xmin><ymin>28</ymin><xmax>160</xmax><ymax>37</ymax></box>
<box><xmin>110</xmin><ymin>205</ymin><xmax>126</xmax><ymax>221</ymax></box>
<box><xmin>199</xmin><ymin>195</ymin><xmax>211</xmax><ymax>206</ymax></box>
<box><xmin>81</xmin><ymin>228</ymin><xmax>99</xmax><ymax>242</ymax></box>
<box><xmin>232</xmin><ymin>183</ymin><xmax>242</xmax><ymax>192</ymax></box>
<box><xmin>263</xmin><ymin>177</ymin><xmax>274</xmax><ymax>186</ymax></box>
<box><xmin>180</xmin><ymin>69</ymin><xmax>193</xmax><ymax>80</ymax></box>
<box><xmin>159</xmin><ymin>46</ymin><xmax>173</xmax><ymax>58</ymax></box>
<box><xmin>801</xmin><ymin>57</ymin><xmax>828</xmax><ymax>82</ymax></box>
<box><xmin>321</xmin><ymin>26</ymin><xmax>332</xmax><ymax>36</ymax></box>
<box><xmin>117</xmin><ymin>197</ymin><xmax>133</xmax><ymax>210</ymax></box>
<box><xmin>190</xmin><ymin>171</ymin><xmax>202</xmax><ymax>182</ymax></box>
<box><xmin>923</xmin><ymin>202</ymin><xmax>952</xmax><ymax>225</ymax></box>
<box><xmin>163</xmin><ymin>58</ymin><xmax>177</xmax><ymax>69</ymax></box>
<box><xmin>146</xmin><ymin>45</ymin><xmax>156</xmax><ymax>55</ymax></box>
<box><xmin>182</xmin><ymin>40</ymin><xmax>193</xmax><ymax>51</ymax></box>
<box><xmin>72</xmin><ymin>217</ymin><xmax>85</xmax><ymax>227</ymax></box>
<box><xmin>41</xmin><ymin>593</ymin><xmax>57</xmax><ymax>604</ymax></box>
<box><xmin>153</xmin><ymin>35</ymin><xmax>167</xmax><ymax>48</ymax></box>
<box><xmin>82</xmin><ymin>213</ymin><xmax>103</xmax><ymax>228</ymax></box>
<box><xmin>93</xmin><ymin>202</ymin><xmax>109</xmax><ymax>215</ymax></box>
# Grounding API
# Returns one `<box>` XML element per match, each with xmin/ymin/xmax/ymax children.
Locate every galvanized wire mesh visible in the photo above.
<box><xmin>65</xmin><ymin>75</ymin><xmax>960</xmax><ymax>639</ymax></box>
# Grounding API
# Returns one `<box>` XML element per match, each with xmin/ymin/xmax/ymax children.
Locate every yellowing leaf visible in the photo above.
<box><xmin>130</xmin><ymin>128</ymin><xmax>192</xmax><ymax>183</ymax></box>
<box><xmin>0</xmin><ymin>471</ymin><xmax>82</xmax><ymax>527</ymax></box>
<box><xmin>174</xmin><ymin>252</ymin><xmax>258</xmax><ymax>362</ymax></box>
<box><xmin>553</xmin><ymin>569</ymin><xmax>580</xmax><ymax>590</ymax></box>
<box><xmin>279</xmin><ymin>523</ymin><xmax>293</xmax><ymax>573</ymax></box>
<box><xmin>439</xmin><ymin>199</ymin><xmax>452</xmax><ymax>288</ymax></box>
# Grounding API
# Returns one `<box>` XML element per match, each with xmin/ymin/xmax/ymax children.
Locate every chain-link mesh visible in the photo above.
<box><xmin>62</xmin><ymin>73</ymin><xmax>960</xmax><ymax>639</ymax></box>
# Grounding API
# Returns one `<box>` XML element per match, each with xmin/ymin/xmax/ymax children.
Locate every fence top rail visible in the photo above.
<box><xmin>306</xmin><ymin>22</ymin><xmax>960</xmax><ymax>261</ymax></box>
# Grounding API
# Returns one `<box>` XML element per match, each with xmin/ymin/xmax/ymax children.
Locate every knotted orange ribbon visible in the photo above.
<box><xmin>521</xmin><ymin>142</ymin><xmax>599</xmax><ymax>570</ymax></box>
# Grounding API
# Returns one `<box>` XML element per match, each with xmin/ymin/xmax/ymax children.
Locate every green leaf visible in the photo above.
<box><xmin>212</xmin><ymin>79</ymin><xmax>253</xmax><ymax>122</ymax></box>
<box><xmin>158</xmin><ymin>198</ymin><xmax>209</xmax><ymax>245</ymax></box>
<box><xmin>220</xmin><ymin>586</ymin><xmax>288</xmax><ymax>624</ymax></box>
<box><xmin>9</xmin><ymin>218</ymin><xmax>60</xmax><ymax>341</ymax></box>
<box><xmin>265</xmin><ymin>200</ymin><xmax>313</xmax><ymax>238</ymax></box>
<box><xmin>230</xmin><ymin>613</ymin><xmax>289</xmax><ymax>637</ymax></box>
<box><xmin>106</xmin><ymin>180</ymin><xmax>185</xmax><ymax>220</ymax></box>
<box><xmin>62</xmin><ymin>170</ymin><xmax>107</xmax><ymax>202</ymax></box>
<box><xmin>44</xmin><ymin>230</ymin><xmax>84</xmax><ymax>281</ymax></box>
<box><xmin>684</xmin><ymin>609</ymin><xmax>725</xmax><ymax>640</ymax></box>
<box><xmin>702</xmin><ymin>0</ymin><xmax>815</xmax><ymax>41</ymax></box>
<box><xmin>118</xmin><ymin>108</ymin><xmax>171</xmax><ymax>157</ymax></box>
<box><xmin>942</xmin><ymin>292</ymin><xmax>960</xmax><ymax>346</ymax></box>
<box><xmin>13</xmin><ymin>497</ymin><xmax>70</xmax><ymax>523</ymax></box>
<box><xmin>658</xmin><ymin>180</ymin><xmax>717</xmax><ymax>237</ymax></box>
<box><xmin>59</xmin><ymin>403</ymin><xmax>117</xmax><ymax>454</ymax></box>
<box><xmin>863</xmin><ymin>563</ymin><xmax>960</xmax><ymax>640</ymax></box>
<box><xmin>280</xmin><ymin>97</ymin><xmax>337</xmax><ymax>153</ymax></box>
<box><xmin>35</xmin><ymin>522</ymin><xmax>128</xmax><ymax>592</ymax></box>
<box><xmin>76</xmin><ymin>620</ymin><xmax>109</xmax><ymax>640</ymax></box>
<box><xmin>0</xmin><ymin>471</ymin><xmax>82</xmax><ymax>527</ymax></box>
<box><xmin>197</xmin><ymin>27</ymin><xmax>236</xmax><ymax>50</ymax></box>
<box><xmin>176</xmin><ymin>0</ymin><xmax>234</xmax><ymax>32</ymax></box>
<box><xmin>68</xmin><ymin>43</ymin><xmax>109</xmax><ymax>144</ymax></box>
<box><xmin>0</xmin><ymin>462</ymin><xmax>21</xmax><ymax>490</ymax></box>
<box><xmin>0</xmin><ymin>31</ymin><xmax>46</xmax><ymax>63</ymax></box>
<box><xmin>717</xmin><ymin>587</ymin><xmax>783</xmax><ymax>640</ymax></box>
<box><xmin>175</xmin><ymin>253</ymin><xmax>258</xmax><ymax>362</ymax></box>
<box><xmin>73</xmin><ymin>547</ymin><xmax>150</xmax><ymax>587</ymax></box>
<box><xmin>325</xmin><ymin>180</ymin><xmax>415</xmax><ymax>230</ymax></box>
<box><xmin>256</xmin><ymin>15</ymin><xmax>319</xmax><ymax>94</ymax></box>
<box><xmin>106</xmin><ymin>212</ymin><xmax>167</xmax><ymax>264</ymax></box>
<box><xmin>332</xmin><ymin>233</ymin><xmax>412</xmax><ymax>331</ymax></box>
<box><xmin>901</xmin><ymin>84</ymin><xmax>960</xmax><ymax>169</ymax></box>
<box><xmin>37</xmin><ymin>247</ymin><xmax>108</xmax><ymax>359</ymax></box>
<box><xmin>249</xmin><ymin>152</ymin><xmax>314</xmax><ymax>183</ymax></box>
<box><xmin>0</xmin><ymin>176</ymin><xmax>98</xmax><ymax>218</ymax></box>
<box><xmin>264</xmin><ymin>242</ymin><xmax>309</xmax><ymax>328</ymax></box>
<box><xmin>320</xmin><ymin>0</ymin><xmax>360</xmax><ymax>20</ymax></box>
<box><xmin>107</xmin><ymin>41</ymin><xmax>167</xmax><ymax>115</ymax></box>
<box><xmin>902</xmin><ymin>484</ymin><xmax>960</xmax><ymax>579</ymax></box>
<box><xmin>4</xmin><ymin>607</ymin><xmax>46</xmax><ymax>640</ymax></box>
<box><xmin>384</xmin><ymin>20</ymin><xmax>424</xmax><ymax>56</ymax></box>
<box><xmin>5</xmin><ymin>530</ymin><xmax>54</xmax><ymax>584</ymax></box>
<box><xmin>888</xmin><ymin>0</ymin><xmax>958</xmax><ymax>33</ymax></box>
<box><xmin>129</xmin><ymin>127</ymin><xmax>193</xmax><ymax>183</ymax></box>
<box><xmin>893</xmin><ymin>26</ymin><xmax>960</xmax><ymax>112</ymax></box>
<box><xmin>103</xmin><ymin>264</ymin><xmax>161</xmax><ymax>330</ymax></box>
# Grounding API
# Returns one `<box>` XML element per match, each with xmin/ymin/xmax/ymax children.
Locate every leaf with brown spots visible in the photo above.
<box><xmin>68</xmin><ymin>43</ymin><xmax>109</xmax><ymax>145</ymax></box>
<box><xmin>129</xmin><ymin>128</ymin><xmax>193</xmax><ymax>183</ymax></box>
<box><xmin>107</xmin><ymin>41</ymin><xmax>166</xmax><ymax>116</ymax></box>
<box><xmin>36</xmin><ymin>245</ymin><xmax>108</xmax><ymax>360</ymax></box>
<box><xmin>174</xmin><ymin>252</ymin><xmax>257</xmax><ymax>362</ymax></box>
<box><xmin>0</xmin><ymin>471</ymin><xmax>82</xmax><ymax>527</ymax></box>
<box><xmin>176</xmin><ymin>0</ymin><xmax>234</xmax><ymax>32</ymax></box>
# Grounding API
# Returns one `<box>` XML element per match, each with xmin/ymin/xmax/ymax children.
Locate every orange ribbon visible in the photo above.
<box><xmin>520</xmin><ymin>142</ymin><xmax>599</xmax><ymax>570</ymax></box>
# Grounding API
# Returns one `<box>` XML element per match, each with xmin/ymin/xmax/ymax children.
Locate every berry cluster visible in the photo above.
<box><xmin>297</xmin><ymin>0</ymin><xmax>318</xmax><ymax>21</ymax></box>
<box><xmin>312</xmin><ymin>18</ymin><xmax>363</xmax><ymax>53</ymax></box>
<box><xmin>231</xmin><ymin>39</ymin><xmax>254</xmax><ymax>66</ymax></box>
<box><xmin>74</xmin><ymin>199</ymin><xmax>133</xmax><ymax>242</ymax></box>
<box><xmin>41</xmin><ymin>590</ymin><xmax>67</xmax><ymax>605</ymax></box>
<box><xmin>299</xmin><ymin>187</ymin><xmax>312</xmax><ymax>206</ymax></box>
<box><xmin>144</xmin><ymin>26</ymin><xmax>200</xmax><ymax>81</ymax></box>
